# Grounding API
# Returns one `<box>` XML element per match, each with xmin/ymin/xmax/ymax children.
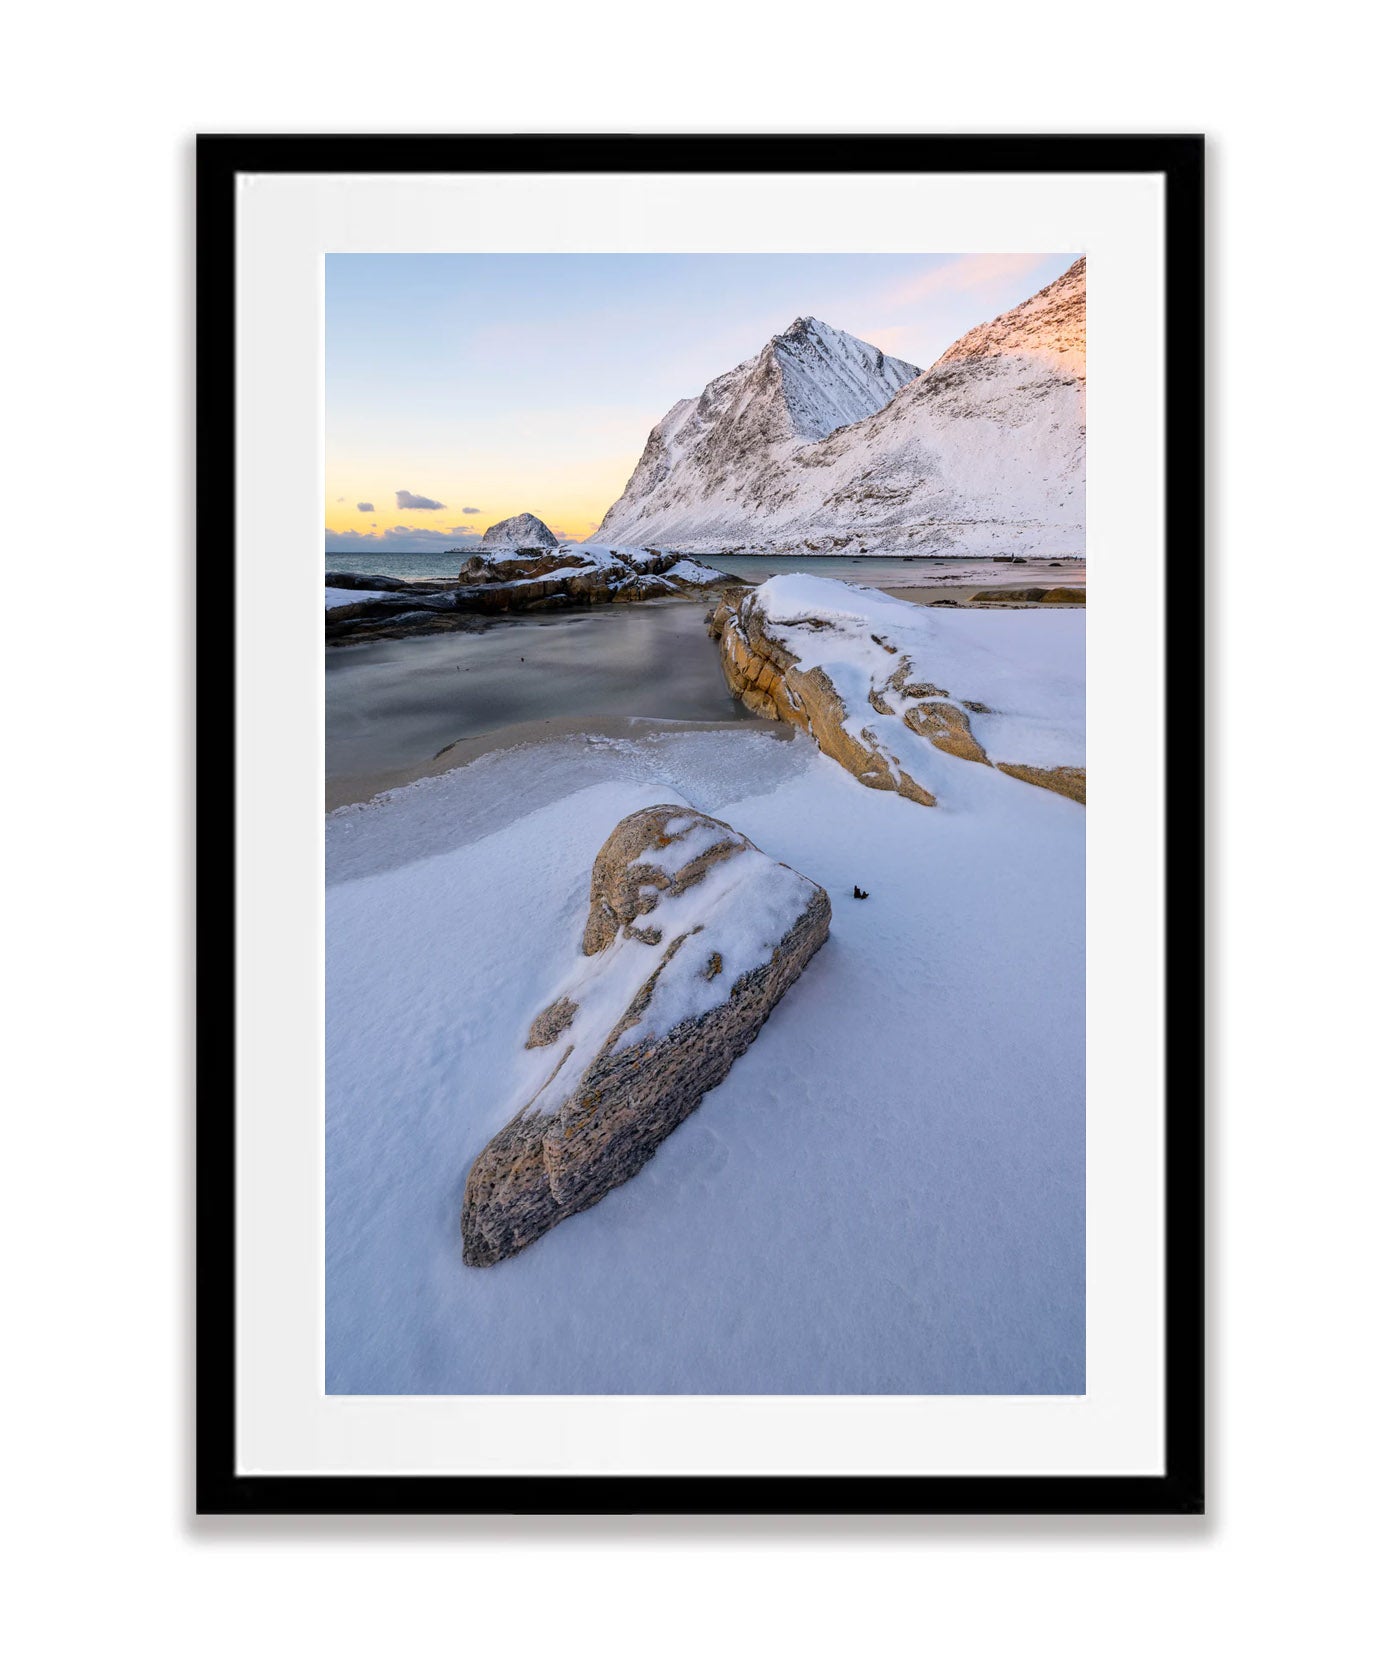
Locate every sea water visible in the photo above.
<box><xmin>326</xmin><ymin>600</ymin><xmax>747</xmax><ymax>781</ymax></box>
<box><xmin>324</xmin><ymin>549</ymin><xmax>968</xmax><ymax>587</ymax></box>
<box><xmin>323</xmin><ymin>551</ymin><xmax>1077</xmax><ymax>790</ymax></box>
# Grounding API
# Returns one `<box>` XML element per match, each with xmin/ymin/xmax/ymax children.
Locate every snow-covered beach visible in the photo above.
<box><xmin>326</xmin><ymin>592</ymin><xmax>1085</xmax><ymax>1395</ymax></box>
<box><xmin>322</xmin><ymin>257</ymin><xmax>1090</xmax><ymax>1396</ymax></box>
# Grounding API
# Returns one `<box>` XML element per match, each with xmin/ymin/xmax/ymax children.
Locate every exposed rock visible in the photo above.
<box><xmin>373</xmin><ymin>610</ymin><xmax>441</xmax><ymax>630</ymax></box>
<box><xmin>324</xmin><ymin>570</ymin><xmax>432</xmax><ymax>592</ymax></box>
<box><xmin>325</xmin><ymin>592</ymin><xmax>452</xmax><ymax>622</ymax></box>
<box><xmin>964</xmin><ymin>584</ymin><xmax>1084</xmax><ymax>607</ymax></box>
<box><xmin>995</xmin><ymin>763</ymin><xmax>1087</xmax><ymax>804</ymax></box>
<box><xmin>457</xmin><ymin>551</ymin><xmax>571</xmax><ymax>584</ymax></box>
<box><xmin>902</xmin><ymin>698</ymin><xmax>989</xmax><ymax>765</ymax></box>
<box><xmin>611</xmin><ymin>573</ymin><xmax>677</xmax><ymax>603</ymax></box>
<box><xmin>327</xmin><ymin>547</ymin><xmax>740</xmax><ymax>643</ymax></box>
<box><xmin>327</xmin><ymin>611</ymin><xmax>472</xmax><ymax>647</ymax></box>
<box><xmin>710</xmin><ymin>574</ymin><xmax>1085</xmax><ymax>805</ymax></box>
<box><xmin>481</xmin><ymin>511</ymin><xmax>558</xmax><ymax>549</ymax></box>
<box><xmin>710</xmin><ymin>593</ymin><xmax>941</xmax><ymax>805</ymax></box>
<box><xmin>524</xmin><ymin>997</ymin><xmax>577</xmax><ymax>1048</ymax></box>
<box><xmin>751</xmin><ymin>627</ymin><xmax>927</xmax><ymax>797</ymax></box>
<box><xmin>461</xmin><ymin>805</ymin><xmax>831</xmax><ymax>1265</ymax></box>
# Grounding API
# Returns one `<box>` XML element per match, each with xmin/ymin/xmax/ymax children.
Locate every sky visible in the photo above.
<box><xmin>325</xmin><ymin>252</ymin><xmax>1076</xmax><ymax>552</ymax></box>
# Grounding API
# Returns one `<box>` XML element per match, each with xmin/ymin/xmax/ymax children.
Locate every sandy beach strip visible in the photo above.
<box><xmin>881</xmin><ymin>583</ymin><xmax>1086</xmax><ymax>606</ymax></box>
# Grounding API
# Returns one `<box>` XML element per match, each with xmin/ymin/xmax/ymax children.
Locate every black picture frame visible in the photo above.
<box><xmin>196</xmin><ymin>133</ymin><xmax>1204</xmax><ymax>1517</ymax></box>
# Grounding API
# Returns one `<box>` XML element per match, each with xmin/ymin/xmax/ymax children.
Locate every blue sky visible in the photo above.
<box><xmin>325</xmin><ymin>252</ymin><xmax>1076</xmax><ymax>550</ymax></box>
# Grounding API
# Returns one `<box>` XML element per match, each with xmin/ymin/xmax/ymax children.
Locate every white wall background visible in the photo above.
<box><xmin>3</xmin><ymin>4</ymin><xmax>1393</xmax><ymax>1676</ymax></box>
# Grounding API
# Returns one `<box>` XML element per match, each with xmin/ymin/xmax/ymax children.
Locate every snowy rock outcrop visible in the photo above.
<box><xmin>325</xmin><ymin>546</ymin><xmax>739</xmax><ymax>643</ymax></box>
<box><xmin>481</xmin><ymin>511</ymin><xmax>558</xmax><ymax>549</ymax></box>
<box><xmin>597</xmin><ymin>259</ymin><xmax>1086</xmax><ymax>557</ymax></box>
<box><xmin>455</xmin><ymin>543</ymin><xmax>738</xmax><ymax>605</ymax></box>
<box><xmin>710</xmin><ymin>574</ymin><xmax>1086</xmax><ymax>804</ymax></box>
<box><xmin>461</xmin><ymin>805</ymin><xmax>831</xmax><ymax>1265</ymax></box>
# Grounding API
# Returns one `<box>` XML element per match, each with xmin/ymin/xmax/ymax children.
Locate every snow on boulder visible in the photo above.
<box><xmin>481</xmin><ymin>511</ymin><xmax>558</xmax><ymax>549</ymax></box>
<box><xmin>325</xmin><ymin>586</ymin><xmax>393</xmax><ymax>609</ymax></box>
<box><xmin>710</xmin><ymin>574</ymin><xmax>1086</xmax><ymax>805</ymax></box>
<box><xmin>662</xmin><ymin>557</ymin><xmax>730</xmax><ymax>586</ymax></box>
<box><xmin>457</xmin><ymin>542</ymin><xmax>739</xmax><ymax>599</ymax></box>
<box><xmin>461</xmin><ymin>805</ymin><xmax>831</xmax><ymax>1265</ymax></box>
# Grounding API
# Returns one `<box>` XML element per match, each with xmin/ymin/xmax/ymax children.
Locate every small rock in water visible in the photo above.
<box><xmin>853</xmin><ymin>885</ymin><xmax>870</xmax><ymax>900</ymax></box>
<box><xmin>461</xmin><ymin>804</ymin><xmax>831</xmax><ymax>1265</ymax></box>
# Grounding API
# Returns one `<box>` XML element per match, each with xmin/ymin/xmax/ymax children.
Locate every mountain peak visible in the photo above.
<box><xmin>593</xmin><ymin>260</ymin><xmax>1087</xmax><ymax>557</ymax></box>
<box><xmin>778</xmin><ymin>315</ymin><xmax>835</xmax><ymax>339</ymax></box>
<box><xmin>764</xmin><ymin>319</ymin><xmax>922</xmax><ymax>442</ymax></box>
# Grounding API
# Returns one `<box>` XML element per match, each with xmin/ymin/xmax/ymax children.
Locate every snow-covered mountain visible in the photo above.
<box><xmin>482</xmin><ymin>511</ymin><xmax>558</xmax><ymax>548</ymax></box>
<box><xmin>594</xmin><ymin>319</ymin><xmax>921</xmax><ymax>548</ymax></box>
<box><xmin>595</xmin><ymin>259</ymin><xmax>1086</xmax><ymax>558</ymax></box>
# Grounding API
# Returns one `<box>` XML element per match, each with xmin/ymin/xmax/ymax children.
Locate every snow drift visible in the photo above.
<box><xmin>325</xmin><ymin>719</ymin><xmax>1086</xmax><ymax>1395</ymax></box>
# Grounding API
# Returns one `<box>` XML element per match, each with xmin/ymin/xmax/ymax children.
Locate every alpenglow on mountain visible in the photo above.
<box><xmin>595</xmin><ymin>259</ymin><xmax>1085</xmax><ymax>558</ymax></box>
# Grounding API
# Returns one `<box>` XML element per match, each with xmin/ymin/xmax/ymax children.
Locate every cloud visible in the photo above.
<box><xmin>461</xmin><ymin>505</ymin><xmax>480</xmax><ymax>515</ymax></box>
<box><xmin>395</xmin><ymin>488</ymin><xmax>446</xmax><ymax>510</ymax></box>
<box><xmin>357</xmin><ymin>501</ymin><xmax>375</xmax><ymax>513</ymax></box>
<box><xmin>849</xmin><ymin>324</ymin><xmax>922</xmax><ymax>360</ymax></box>
<box><xmin>881</xmin><ymin>253</ymin><xmax>1056</xmax><ymax>311</ymax></box>
<box><xmin>335</xmin><ymin>496</ymin><xmax>346</xmax><ymax>503</ymax></box>
<box><xmin>326</xmin><ymin>524</ymin><xmax>462</xmax><ymax>552</ymax></box>
<box><xmin>449</xmin><ymin>526</ymin><xmax>481</xmax><ymax>539</ymax></box>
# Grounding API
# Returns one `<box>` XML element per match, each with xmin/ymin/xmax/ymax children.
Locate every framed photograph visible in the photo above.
<box><xmin>197</xmin><ymin>133</ymin><xmax>1203</xmax><ymax>1515</ymax></box>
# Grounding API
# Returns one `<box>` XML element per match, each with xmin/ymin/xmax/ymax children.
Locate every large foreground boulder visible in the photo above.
<box><xmin>461</xmin><ymin>805</ymin><xmax>831</xmax><ymax>1265</ymax></box>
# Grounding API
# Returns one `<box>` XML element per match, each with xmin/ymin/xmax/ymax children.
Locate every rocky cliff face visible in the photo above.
<box><xmin>481</xmin><ymin>511</ymin><xmax>558</xmax><ymax>548</ymax></box>
<box><xmin>597</xmin><ymin>259</ymin><xmax>1086</xmax><ymax>557</ymax></box>
<box><xmin>461</xmin><ymin>805</ymin><xmax>830</xmax><ymax>1264</ymax></box>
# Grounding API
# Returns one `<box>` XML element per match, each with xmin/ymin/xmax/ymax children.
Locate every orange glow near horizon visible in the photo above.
<box><xmin>322</xmin><ymin>462</ymin><xmax>639</xmax><ymax>548</ymax></box>
<box><xmin>324</xmin><ymin>253</ymin><xmax>1080</xmax><ymax>553</ymax></box>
